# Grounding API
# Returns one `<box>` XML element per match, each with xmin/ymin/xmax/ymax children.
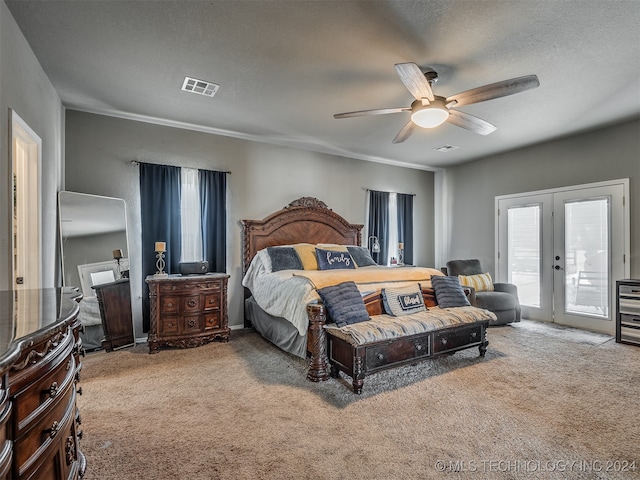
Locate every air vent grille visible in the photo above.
<box><xmin>434</xmin><ymin>144</ymin><xmax>458</xmax><ymax>152</ymax></box>
<box><xmin>181</xmin><ymin>76</ymin><xmax>219</xmax><ymax>98</ymax></box>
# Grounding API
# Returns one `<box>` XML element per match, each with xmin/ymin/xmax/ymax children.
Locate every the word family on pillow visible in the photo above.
<box><xmin>458</xmin><ymin>272</ymin><xmax>494</xmax><ymax>292</ymax></box>
<box><xmin>316</xmin><ymin>248</ymin><xmax>356</xmax><ymax>270</ymax></box>
<box><xmin>382</xmin><ymin>283</ymin><xmax>426</xmax><ymax>316</ymax></box>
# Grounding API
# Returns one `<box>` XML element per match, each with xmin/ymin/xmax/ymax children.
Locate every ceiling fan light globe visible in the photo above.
<box><xmin>411</xmin><ymin>106</ymin><xmax>449</xmax><ymax>128</ymax></box>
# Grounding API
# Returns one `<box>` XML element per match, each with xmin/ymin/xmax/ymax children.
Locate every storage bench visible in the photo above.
<box><xmin>306</xmin><ymin>288</ymin><xmax>493</xmax><ymax>394</ymax></box>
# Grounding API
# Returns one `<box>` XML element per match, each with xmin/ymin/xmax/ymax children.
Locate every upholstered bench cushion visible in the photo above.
<box><xmin>324</xmin><ymin>306</ymin><xmax>496</xmax><ymax>346</ymax></box>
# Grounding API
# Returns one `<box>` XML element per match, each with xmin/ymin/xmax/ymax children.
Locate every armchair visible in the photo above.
<box><xmin>445</xmin><ymin>259</ymin><xmax>521</xmax><ymax>325</ymax></box>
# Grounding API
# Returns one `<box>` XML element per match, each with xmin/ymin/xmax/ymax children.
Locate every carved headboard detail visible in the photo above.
<box><xmin>241</xmin><ymin>197</ymin><xmax>363</xmax><ymax>274</ymax></box>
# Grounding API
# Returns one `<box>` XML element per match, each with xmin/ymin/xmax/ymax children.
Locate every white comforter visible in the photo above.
<box><xmin>242</xmin><ymin>250</ymin><xmax>444</xmax><ymax>336</ymax></box>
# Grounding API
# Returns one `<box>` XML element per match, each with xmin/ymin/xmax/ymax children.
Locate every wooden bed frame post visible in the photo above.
<box><xmin>306</xmin><ymin>304</ymin><xmax>330</xmax><ymax>382</ymax></box>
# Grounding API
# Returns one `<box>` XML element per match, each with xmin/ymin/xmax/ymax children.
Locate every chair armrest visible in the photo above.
<box><xmin>494</xmin><ymin>283</ymin><xmax>519</xmax><ymax>300</ymax></box>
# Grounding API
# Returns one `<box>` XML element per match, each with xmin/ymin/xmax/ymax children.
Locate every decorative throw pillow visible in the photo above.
<box><xmin>293</xmin><ymin>243</ymin><xmax>319</xmax><ymax>270</ymax></box>
<box><xmin>431</xmin><ymin>275</ymin><xmax>471</xmax><ymax>308</ymax></box>
<box><xmin>266</xmin><ymin>247</ymin><xmax>303</xmax><ymax>272</ymax></box>
<box><xmin>316</xmin><ymin>248</ymin><xmax>356</xmax><ymax>270</ymax></box>
<box><xmin>346</xmin><ymin>246</ymin><xmax>377</xmax><ymax>267</ymax></box>
<box><xmin>316</xmin><ymin>281</ymin><xmax>370</xmax><ymax>327</ymax></box>
<box><xmin>382</xmin><ymin>283</ymin><xmax>426</xmax><ymax>316</ymax></box>
<box><xmin>458</xmin><ymin>272</ymin><xmax>494</xmax><ymax>292</ymax></box>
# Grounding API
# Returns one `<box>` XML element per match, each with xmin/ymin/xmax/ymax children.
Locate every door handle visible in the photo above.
<box><xmin>554</xmin><ymin>265</ymin><xmax>563</xmax><ymax>270</ymax></box>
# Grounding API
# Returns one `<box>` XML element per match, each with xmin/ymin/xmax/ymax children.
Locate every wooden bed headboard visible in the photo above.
<box><xmin>241</xmin><ymin>197</ymin><xmax>363</xmax><ymax>274</ymax></box>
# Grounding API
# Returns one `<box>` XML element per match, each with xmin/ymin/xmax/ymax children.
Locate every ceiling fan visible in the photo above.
<box><xmin>334</xmin><ymin>63</ymin><xmax>539</xmax><ymax>143</ymax></box>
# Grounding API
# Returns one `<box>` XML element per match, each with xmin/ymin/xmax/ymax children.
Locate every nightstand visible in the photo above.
<box><xmin>146</xmin><ymin>273</ymin><xmax>230</xmax><ymax>353</ymax></box>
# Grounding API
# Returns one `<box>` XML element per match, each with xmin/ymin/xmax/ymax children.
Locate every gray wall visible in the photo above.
<box><xmin>0</xmin><ymin>2</ymin><xmax>64</xmax><ymax>290</ymax></box>
<box><xmin>442</xmin><ymin>118</ymin><xmax>640</xmax><ymax>278</ymax></box>
<box><xmin>64</xmin><ymin>110</ymin><xmax>436</xmax><ymax>337</ymax></box>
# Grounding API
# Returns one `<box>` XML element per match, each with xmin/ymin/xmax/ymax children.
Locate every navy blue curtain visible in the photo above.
<box><xmin>368</xmin><ymin>190</ymin><xmax>390</xmax><ymax>265</ymax></box>
<box><xmin>397</xmin><ymin>193</ymin><xmax>414</xmax><ymax>265</ymax></box>
<box><xmin>199</xmin><ymin>170</ymin><xmax>227</xmax><ymax>273</ymax></box>
<box><xmin>140</xmin><ymin>163</ymin><xmax>182</xmax><ymax>331</ymax></box>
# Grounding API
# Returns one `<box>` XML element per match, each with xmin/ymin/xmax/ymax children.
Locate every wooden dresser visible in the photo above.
<box><xmin>146</xmin><ymin>273</ymin><xmax>230</xmax><ymax>354</ymax></box>
<box><xmin>0</xmin><ymin>288</ymin><xmax>85</xmax><ymax>479</ymax></box>
<box><xmin>92</xmin><ymin>279</ymin><xmax>134</xmax><ymax>351</ymax></box>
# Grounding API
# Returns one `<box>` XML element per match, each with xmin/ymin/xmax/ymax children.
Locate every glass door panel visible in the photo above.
<box><xmin>563</xmin><ymin>198</ymin><xmax>609</xmax><ymax>318</ymax></box>
<box><xmin>508</xmin><ymin>205</ymin><xmax>541</xmax><ymax>307</ymax></box>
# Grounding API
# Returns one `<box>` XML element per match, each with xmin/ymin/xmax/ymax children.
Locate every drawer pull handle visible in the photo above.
<box><xmin>441</xmin><ymin>338</ymin><xmax>448</xmax><ymax>345</ymax></box>
<box><xmin>48</xmin><ymin>382</ymin><xmax>59</xmax><ymax>398</ymax></box>
<box><xmin>471</xmin><ymin>332</ymin><xmax>477</xmax><ymax>338</ymax></box>
<box><xmin>416</xmin><ymin>343</ymin><xmax>422</xmax><ymax>351</ymax></box>
<box><xmin>167</xmin><ymin>302</ymin><xmax>174</xmax><ymax>308</ymax></box>
<box><xmin>45</xmin><ymin>421</ymin><xmax>60</xmax><ymax>438</ymax></box>
<box><xmin>188</xmin><ymin>319</ymin><xmax>196</xmax><ymax>327</ymax></box>
<box><xmin>168</xmin><ymin>323</ymin><xmax>174</xmax><ymax>328</ymax></box>
<box><xmin>209</xmin><ymin>299</ymin><xmax>215</xmax><ymax>304</ymax></box>
<box><xmin>188</xmin><ymin>299</ymin><xmax>197</xmax><ymax>308</ymax></box>
<box><xmin>376</xmin><ymin>353</ymin><xmax>384</xmax><ymax>360</ymax></box>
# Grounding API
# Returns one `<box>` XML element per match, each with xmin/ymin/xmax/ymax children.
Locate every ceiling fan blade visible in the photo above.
<box><xmin>334</xmin><ymin>107</ymin><xmax>409</xmax><ymax>119</ymax></box>
<box><xmin>394</xmin><ymin>63</ymin><xmax>434</xmax><ymax>101</ymax></box>
<box><xmin>392</xmin><ymin>121</ymin><xmax>417</xmax><ymax>144</ymax></box>
<box><xmin>448</xmin><ymin>110</ymin><xmax>497</xmax><ymax>135</ymax></box>
<box><xmin>446</xmin><ymin>75</ymin><xmax>540</xmax><ymax>107</ymax></box>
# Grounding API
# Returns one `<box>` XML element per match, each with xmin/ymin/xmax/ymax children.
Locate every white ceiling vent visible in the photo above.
<box><xmin>434</xmin><ymin>144</ymin><xmax>458</xmax><ymax>152</ymax></box>
<box><xmin>181</xmin><ymin>76</ymin><xmax>219</xmax><ymax>98</ymax></box>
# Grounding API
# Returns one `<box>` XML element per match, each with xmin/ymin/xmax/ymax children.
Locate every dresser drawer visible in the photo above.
<box><xmin>160</xmin><ymin>296</ymin><xmax>179</xmax><ymax>314</ymax></box>
<box><xmin>13</xmin><ymin>354</ymin><xmax>76</xmax><ymax>436</ymax></box>
<box><xmin>620</xmin><ymin>313</ymin><xmax>640</xmax><ymax>328</ymax></box>
<box><xmin>433</xmin><ymin>325</ymin><xmax>483</xmax><ymax>353</ymax></box>
<box><xmin>13</xmin><ymin>383</ymin><xmax>75</xmax><ymax>476</ymax></box>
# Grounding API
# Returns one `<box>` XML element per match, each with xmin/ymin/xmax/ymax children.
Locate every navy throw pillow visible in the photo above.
<box><xmin>346</xmin><ymin>246</ymin><xmax>377</xmax><ymax>267</ymax></box>
<box><xmin>266</xmin><ymin>247</ymin><xmax>303</xmax><ymax>272</ymax></box>
<box><xmin>317</xmin><ymin>281</ymin><xmax>370</xmax><ymax>327</ymax></box>
<box><xmin>431</xmin><ymin>275</ymin><xmax>471</xmax><ymax>308</ymax></box>
<box><xmin>316</xmin><ymin>248</ymin><xmax>356</xmax><ymax>270</ymax></box>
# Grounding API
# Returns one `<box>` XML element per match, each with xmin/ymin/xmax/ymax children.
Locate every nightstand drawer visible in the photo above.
<box><xmin>182</xmin><ymin>316</ymin><xmax>202</xmax><ymax>334</ymax></box>
<box><xmin>203</xmin><ymin>293</ymin><xmax>219</xmax><ymax>310</ymax></box>
<box><xmin>183</xmin><ymin>296</ymin><xmax>201</xmax><ymax>313</ymax></box>
<box><xmin>204</xmin><ymin>312</ymin><xmax>220</xmax><ymax>330</ymax></box>
<box><xmin>160</xmin><ymin>297</ymin><xmax>179</xmax><ymax>314</ymax></box>
<box><xmin>160</xmin><ymin>317</ymin><xmax>179</xmax><ymax>335</ymax></box>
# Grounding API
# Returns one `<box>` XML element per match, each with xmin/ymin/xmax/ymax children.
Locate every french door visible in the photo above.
<box><xmin>497</xmin><ymin>180</ymin><xmax>629</xmax><ymax>334</ymax></box>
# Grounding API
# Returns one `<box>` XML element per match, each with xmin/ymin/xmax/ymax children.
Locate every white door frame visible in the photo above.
<box><xmin>10</xmin><ymin>109</ymin><xmax>42</xmax><ymax>290</ymax></box>
<box><xmin>496</xmin><ymin>179</ymin><xmax>630</xmax><ymax>334</ymax></box>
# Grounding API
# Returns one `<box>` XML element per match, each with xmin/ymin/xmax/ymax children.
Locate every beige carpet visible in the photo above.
<box><xmin>77</xmin><ymin>320</ymin><xmax>639</xmax><ymax>479</ymax></box>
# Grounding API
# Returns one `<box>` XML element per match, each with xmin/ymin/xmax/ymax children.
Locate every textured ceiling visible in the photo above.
<box><xmin>6</xmin><ymin>0</ymin><xmax>640</xmax><ymax>170</ymax></box>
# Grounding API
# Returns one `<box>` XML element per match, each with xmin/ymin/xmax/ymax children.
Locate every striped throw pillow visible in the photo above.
<box><xmin>458</xmin><ymin>272</ymin><xmax>494</xmax><ymax>292</ymax></box>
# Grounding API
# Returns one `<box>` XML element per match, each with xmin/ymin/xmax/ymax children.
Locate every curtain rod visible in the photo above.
<box><xmin>365</xmin><ymin>188</ymin><xmax>415</xmax><ymax>196</ymax></box>
<box><xmin>131</xmin><ymin>160</ymin><xmax>231</xmax><ymax>174</ymax></box>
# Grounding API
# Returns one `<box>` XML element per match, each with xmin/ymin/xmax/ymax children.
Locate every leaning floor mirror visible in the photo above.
<box><xmin>58</xmin><ymin>191</ymin><xmax>135</xmax><ymax>351</ymax></box>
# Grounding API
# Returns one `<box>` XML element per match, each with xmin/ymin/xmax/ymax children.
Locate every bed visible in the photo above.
<box><xmin>242</xmin><ymin>197</ymin><xmax>493</xmax><ymax>391</ymax></box>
